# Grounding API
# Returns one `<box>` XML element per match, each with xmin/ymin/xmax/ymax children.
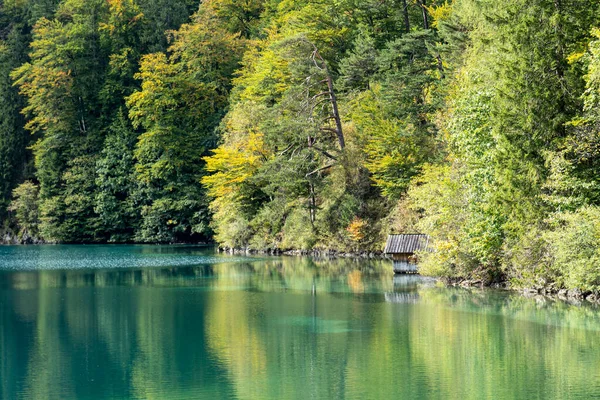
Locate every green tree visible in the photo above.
<box><xmin>8</xmin><ymin>181</ymin><xmax>40</xmax><ymax>240</ymax></box>
<box><xmin>136</xmin><ymin>0</ymin><xmax>199</xmax><ymax>53</ymax></box>
<box><xmin>127</xmin><ymin>6</ymin><xmax>244</xmax><ymax>242</ymax></box>
<box><xmin>0</xmin><ymin>36</ymin><xmax>29</xmax><ymax>217</ymax></box>
<box><xmin>95</xmin><ymin>111</ymin><xmax>139</xmax><ymax>242</ymax></box>
<box><xmin>409</xmin><ymin>0</ymin><xmax>600</xmax><ymax>284</ymax></box>
<box><xmin>0</xmin><ymin>0</ymin><xmax>60</xmax><ymax>218</ymax></box>
<box><xmin>11</xmin><ymin>0</ymin><xmax>111</xmax><ymax>241</ymax></box>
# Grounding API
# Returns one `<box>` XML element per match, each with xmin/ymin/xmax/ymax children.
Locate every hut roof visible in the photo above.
<box><xmin>384</xmin><ymin>234</ymin><xmax>429</xmax><ymax>254</ymax></box>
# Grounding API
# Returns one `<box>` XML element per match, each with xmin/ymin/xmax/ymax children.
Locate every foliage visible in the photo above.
<box><xmin>95</xmin><ymin>111</ymin><xmax>139</xmax><ymax>242</ymax></box>
<box><xmin>0</xmin><ymin>4</ymin><xmax>33</xmax><ymax>219</ymax></box>
<box><xmin>8</xmin><ymin>181</ymin><xmax>40</xmax><ymax>238</ymax></box>
<box><xmin>202</xmin><ymin>0</ymin><xmax>442</xmax><ymax>252</ymax></box>
<box><xmin>128</xmin><ymin>6</ymin><xmax>244</xmax><ymax>242</ymax></box>
<box><xmin>5</xmin><ymin>0</ymin><xmax>240</xmax><ymax>243</ymax></box>
<box><xmin>4</xmin><ymin>0</ymin><xmax>600</xmax><ymax>292</ymax></box>
<box><xmin>408</xmin><ymin>164</ymin><xmax>475</xmax><ymax>278</ymax></box>
<box><xmin>349</xmin><ymin>84</ymin><xmax>437</xmax><ymax>199</ymax></box>
<box><xmin>546</xmin><ymin>207</ymin><xmax>600</xmax><ymax>290</ymax></box>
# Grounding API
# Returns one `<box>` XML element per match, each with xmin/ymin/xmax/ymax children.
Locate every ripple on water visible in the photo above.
<box><xmin>0</xmin><ymin>245</ymin><xmax>253</xmax><ymax>271</ymax></box>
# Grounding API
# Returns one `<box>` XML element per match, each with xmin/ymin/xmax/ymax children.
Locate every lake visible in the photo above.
<box><xmin>1</xmin><ymin>245</ymin><xmax>600</xmax><ymax>399</ymax></box>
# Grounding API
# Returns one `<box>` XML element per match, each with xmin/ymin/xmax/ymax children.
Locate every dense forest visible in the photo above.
<box><xmin>2</xmin><ymin>0</ymin><xmax>600</xmax><ymax>289</ymax></box>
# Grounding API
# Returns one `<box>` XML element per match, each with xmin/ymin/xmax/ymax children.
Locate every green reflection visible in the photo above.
<box><xmin>1</xmin><ymin>245</ymin><xmax>600</xmax><ymax>399</ymax></box>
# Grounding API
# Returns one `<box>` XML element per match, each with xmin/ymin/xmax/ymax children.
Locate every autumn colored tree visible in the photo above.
<box><xmin>127</xmin><ymin>6</ymin><xmax>244</xmax><ymax>242</ymax></box>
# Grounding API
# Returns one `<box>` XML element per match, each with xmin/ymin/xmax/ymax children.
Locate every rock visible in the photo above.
<box><xmin>490</xmin><ymin>282</ymin><xmax>508</xmax><ymax>290</ymax></box>
<box><xmin>568</xmin><ymin>289</ymin><xmax>584</xmax><ymax>299</ymax></box>
<box><xmin>568</xmin><ymin>298</ymin><xmax>583</xmax><ymax>306</ymax></box>
<box><xmin>586</xmin><ymin>293</ymin><xmax>599</xmax><ymax>303</ymax></box>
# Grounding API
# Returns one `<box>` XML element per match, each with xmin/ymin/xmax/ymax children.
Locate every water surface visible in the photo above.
<box><xmin>1</xmin><ymin>245</ymin><xmax>599</xmax><ymax>399</ymax></box>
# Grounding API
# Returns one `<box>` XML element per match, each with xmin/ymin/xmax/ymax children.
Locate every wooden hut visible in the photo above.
<box><xmin>384</xmin><ymin>234</ymin><xmax>429</xmax><ymax>274</ymax></box>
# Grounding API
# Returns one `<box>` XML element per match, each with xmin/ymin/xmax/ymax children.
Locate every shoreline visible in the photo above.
<box><xmin>221</xmin><ymin>247</ymin><xmax>600</xmax><ymax>306</ymax></box>
<box><xmin>0</xmin><ymin>235</ymin><xmax>213</xmax><ymax>246</ymax></box>
<box><xmin>444</xmin><ymin>278</ymin><xmax>600</xmax><ymax>306</ymax></box>
<box><xmin>217</xmin><ymin>247</ymin><xmax>388</xmax><ymax>259</ymax></box>
<box><xmin>3</xmin><ymin>241</ymin><xmax>598</xmax><ymax>306</ymax></box>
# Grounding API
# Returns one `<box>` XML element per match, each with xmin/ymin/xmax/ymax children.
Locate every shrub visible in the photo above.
<box><xmin>546</xmin><ymin>207</ymin><xmax>600</xmax><ymax>291</ymax></box>
<box><xmin>8</xmin><ymin>181</ymin><xmax>40</xmax><ymax>239</ymax></box>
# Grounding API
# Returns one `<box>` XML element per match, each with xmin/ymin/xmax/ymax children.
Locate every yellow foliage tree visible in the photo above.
<box><xmin>203</xmin><ymin>131</ymin><xmax>269</xmax><ymax>199</ymax></box>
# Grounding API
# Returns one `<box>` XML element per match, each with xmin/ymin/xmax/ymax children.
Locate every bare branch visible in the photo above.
<box><xmin>311</xmin><ymin>91</ymin><xmax>332</xmax><ymax>99</ymax></box>
<box><xmin>306</xmin><ymin>163</ymin><xmax>335</xmax><ymax>177</ymax></box>
<box><xmin>278</xmin><ymin>143</ymin><xmax>295</xmax><ymax>156</ymax></box>
<box><xmin>310</xmin><ymin>145</ymin><xmax>338</xmax><ymax>160</ymax></box>
<box><xmin>320</xmin><ymin>127</ymin><xmax>337</xmax><ymax>134</ymax></box>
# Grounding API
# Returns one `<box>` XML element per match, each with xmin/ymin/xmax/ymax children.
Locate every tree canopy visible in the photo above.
<box><xmin>2</xmin><ymin>0</ymin><xmax>600</xmax><ymax>290</ymax></box>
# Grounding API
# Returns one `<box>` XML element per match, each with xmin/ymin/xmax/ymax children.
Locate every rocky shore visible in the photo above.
<box><xmin>520</xmin><ymin>287</ymin><xmax>600</xmax><ymax>305</ymax></box>
<box><xmin>217</xmin><ymin>247</ymin><xmax>387</xmax><ymax>259</ymax></box>
<box><xmin>1</xmin><ymin>232</ymin><xmax>44</xmax><ymax>245</ymax></box>
<box><xmin>446</xmin><ymin>278</ymin><xmax>600</xmax><ymax>305</ymax></box>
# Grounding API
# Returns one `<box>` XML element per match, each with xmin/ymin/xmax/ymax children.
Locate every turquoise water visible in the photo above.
<box><xmin>1</xmin><ymin>245</ymin><xmax>600</xmax><ymax>399</ymax></box>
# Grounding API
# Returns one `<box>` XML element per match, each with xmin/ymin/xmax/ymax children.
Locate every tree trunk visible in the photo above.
<box><xmin>553</xmin><ymin>0</ymin><xmax>566</xmax><ymax>138</ymax></box>
<box><xmin>401</xmin><ymin>0</ymin><xmax>410</xmax><ymax>32</ymax></box>
<box><xmin>419</xmin><ymin>0</ymin><xmax>429</xmax><ymax>30</ymax></box>
<box><xmin>436</xmin><ymin>54</ymin><xmax>445</xmax><ymax>79</ymax></box>
<box><xmin>325</xmin><ymin>74</ymin><xmax>345</xmax><ymax>149</ymax></box>
<box><xmin>309</xmin><ymin>43</ymin><xmax>346</xmax><ymax>150</ymax></box>
<box><xmin>309</xmin><ymin>182</ymin><xmax>316</xmax><ymax>224</ymax></box>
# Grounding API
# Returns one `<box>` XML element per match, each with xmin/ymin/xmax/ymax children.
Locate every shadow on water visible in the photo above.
<box><xmin>2</xmin><ymin>245</ymin><xmax>600</xmax><ymax>399</ymax></box>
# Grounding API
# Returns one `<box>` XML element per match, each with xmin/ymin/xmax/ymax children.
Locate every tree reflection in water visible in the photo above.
<box><xmin>2</xmin><ymin>254</ymin><xmax>600</xmax><ymax>399</ymax></box>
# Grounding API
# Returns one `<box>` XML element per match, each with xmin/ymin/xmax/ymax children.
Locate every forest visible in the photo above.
<box><xmin>2</xmin><ymin>0</ymin><xmax>600</xmax><ymax>290</ymax></box>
